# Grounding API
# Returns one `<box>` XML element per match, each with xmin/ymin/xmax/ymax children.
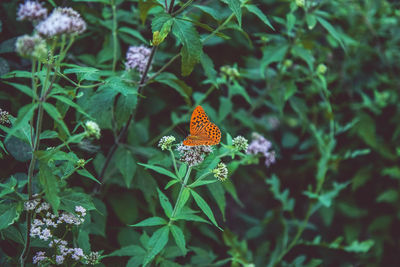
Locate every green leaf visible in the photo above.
<box><xmin>225</xmin><ymin>0</ymin><xmax>242</xmax><ymax>27</ymax></box>
<box><xmin>119</xmin><ymin>27</ymin><xmax>147</xmax><ymax>43</ymax></box>
<box><xmin>174</xmin><ymin>188</ymin><xmax>190</xmax><ymax>217</ymax></box>
<box><xmin>143</xmin><ymin>226</ymin><xmax>170</xmax><ymax>266</ymax></box>
<box><xmin>178</xmin><ymin>164</ymin><xmax>187</xmax><ymax>180</ymax></box>
<box><xmin>2</xmin><ymin>81</ymin><xmax>34</xmax><ymax>98</ymax></box>
<box><xmin>190</xmin><ymin>179</ymin><xmax>218</xmax><ymax>188</ymax></box>
<box><xmin>116</xmin><ymin>148</ymin><xmax>137</xmax><ymax>187</ymax></box>
<box><xmin>42</xmin><ymin>103</ymin><xmax>70</xmax><ymax>136</ymax></box>
<box><xmin>229</xmin><ymin>81</ymin><xmax>251</xmax><ymax>104</ymax></box>
<box><xmin>0</xmin><ymin>202</ymin><xmax>19</xmax><ymax>230</ymax></box>
<box><xmin>5</xmin><ymin>103</ymin><xmax>37</xmax><ymax>141</ymax></box>
<box><xmin>303</xmin><ymin>182</ymin><xmax>350</xmax><ymax>208</ymax></box>
<box><xmin>245</xmin><ymin>4</ymin><xmax>274</xmax><ymax>30</ymax></box>
<box><xmin>306</xmin><ymin>13</ymin><xmax>317</xmax><ymax>30</ymax></box>
<box><xmin>52</xmin><ymin>95</ymin><xmax>92</xmax><ymax>119</ymax></box>
<box><xmin>130</xmin><ymin>217</ymin><xmax>167</xmax><ymax>227</ymax></box>
<box><xmin>76</xmin><ymin>169</ymin><xmax>101</xmax><ymax>184</ymax></box>
<box><xmin>39</xmin><ymin>162</ymin><xmax>60</xmax><ymax>212</ymax></box>
<box><xmin>286</xmin><ymin>13</ymin><xmax>296</xmax><ymax>33</ymax></box>
<box><xmin>165</xmin><ymin>179</ymin><xmax>179</xmax><ymax>190</ymax></box>
<box><xmin>140</xmin><ymin>0</ymin><xmax>164</xmax><ymax>24</ymax></box>
<box><xmin>100</xmin><ymin>76</ymin><xmax>137</xmax><ymax>96</ymax></box>
<box><xmin>266</xmin><ymin>174</ymin><xmax>294</xmax><ymax>211</ymax></box>
<box><xmin>191</xmin><ymin>190</ymin><xmax>221</xmax><ymax>230</ymax></box>
<box><xmin>260</xmin><ymin>44</ymin><xmax>289</xmax><ymax>77</ymax></box>
<box><xmin>207</xmin><ymin>182</ymin><xmax>226</xmax><ymax>220</ymax></box>
<box><xmin>376</xmin><ymin>189</ymin><xmax>398</xmax><ymax>203</ymax></box>
<box><xmin>155</xmin><ymin>72</ymin><xmax>193</xmax><ymax>105</ymax></box>
<box><xmin>109</xmin><ymin>193</ymin><xmax>138</xmax><ymax>224</ymax></box>
<box><xmin>193</xmin><ymin>5</ymin><xmax>223</xmax><ymax>21</ymax></box>
<box><xmin>138</xmin><ymin>163</ymin><xmax>178</xmax><ymax>180</ymax></box>
<box><xmin>344</xmin><ymin>240</ymin><xmax>374</xmax><ymax>253</ymax></box>
<box><xmin>200</xmin><ymin>53</ymin><xmax>218</xmax><ymax>84</ymax></box>
<box><xmin>115</xmin><ymin>93</ymin><xmax>137</xmax><ymax>127</ymax></box>
<box><xmin>152</xmin><ymin>13</ymin><xmax>172</xmax><ymax>32</ymax></box>
<box><xmin>316</xmin><ymin>17</ymin><xmax>345</xmax><ymax>50</ymax></box>
<box><xmin>0</xmin><ymin>177</ymin><xmax>17</xmax><ymax>198</ymax></box>
<box><xmin>59</xmin><ymin>191</ymin><xmax>96</xmax><ymax>213</ymax></box>
<box><xmin>170</xmin><ymin>225</ymin><xmax>187</xmax><ymax>255</ymax></box>
<box><xmin>107</xmin><ymin>245</ymin><xmax>146</xmax><ymax>257</ymax></box>
<box><xmin>172</xmin><ymin>19</ymin><xmax>203</xmax><ymax>76</ymax></box>
<box><xmin>157</xmin><ymin>188</ymin><xmax>173</xmax><ymax>218</ymax></box>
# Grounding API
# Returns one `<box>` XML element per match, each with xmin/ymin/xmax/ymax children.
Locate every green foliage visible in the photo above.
<box><xmin>1</xmin><ymin>0</ymin><xmax>399</xmax><ymax>266</ymax></box>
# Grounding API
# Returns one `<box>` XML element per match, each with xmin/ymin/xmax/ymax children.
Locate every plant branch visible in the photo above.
<box><xmin>170</xmin><ymin>166</ymin><xmax>192</xmax><ymax>219</ymax></box>
<box><xmin>111</xmin><ymin>0</ymin><xmax>118</xmax><ymax>72</ymax></box>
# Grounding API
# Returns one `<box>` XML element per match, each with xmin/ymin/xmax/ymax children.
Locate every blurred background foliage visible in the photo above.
<box><xmin>1</xmin><ymin>0</ymin><xmax>400</xmax><ymax>266</ymax></box>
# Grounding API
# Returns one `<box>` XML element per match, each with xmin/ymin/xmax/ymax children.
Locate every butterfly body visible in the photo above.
<box><xmin>183</xmin><ymin>105</ymin><xmax>221</xmax><ymax>146</ymax></box>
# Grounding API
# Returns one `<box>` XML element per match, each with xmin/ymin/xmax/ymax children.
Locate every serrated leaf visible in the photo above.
<box><xmin>200</xmin><ymin>53</ymin><xmax>217</xmax><ymax>84</ymax></box>
<box><xmin>225</xmin><ymin>0</ymin><xmax>242</xmax><ymax>27</ymax></box>
<box><xmin>138</xmin><ymin>163</ymin><xmax>178</xmax><ymax>180</ymax></box>
<box><xmin>172</xmin><ymin>19</ymin><xmax>202</xmax><ymax>76</ymax></box>
<box><xmin>191</xmin><ymin>190</ymin><xmax>221</xmax><ymax>229</ymax></box>
<box><xmin>245</xmin><ymin>4</ymin><xmax>274</xmax><ymax>30</ymax></box>
<box><xmin>266</xmin><ymin>174</ymin><xmax>294</xmax><ymax>211</ymax></box>
<box><xmin>152</xmin><ymin>13</ymin><xmax>172</xmax><ymax>32</ymax></box>
<box><xmin>143</xmin><ymin>226</ymin><xmax>170</xmax><ymax>266</ymax></box>
<box><xmin>130</xmin><ymin>217</ymin><xmax>167</xmax><ymax>227</ymax></box>
<box><xmin>157</xmin><ymin>188</ymin><xmax>173</xmax><ymax>218</ymax></box>
<box><xmin>170</xmin><ymin>225</ymin><xmax>187</xmax><ymax>255</ymax></box>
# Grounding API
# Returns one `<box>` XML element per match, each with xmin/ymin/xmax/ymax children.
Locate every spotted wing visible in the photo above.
<box><xmin>189</xmin><ymin>105</ymin><xmax>210</xmax><ymax>135</ymax></box>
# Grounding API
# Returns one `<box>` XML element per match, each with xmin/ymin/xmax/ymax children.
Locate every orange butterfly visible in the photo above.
<box><xmin>183</xmin><ymin>105</ymin><xmax>221</xmax><ymax>146</ymax></box>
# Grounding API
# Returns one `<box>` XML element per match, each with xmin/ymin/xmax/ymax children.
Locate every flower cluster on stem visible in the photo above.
<box><xmin>247</xmin><ymin>133</ymin><xmax>276</xmax><ymax>167</ymax></box>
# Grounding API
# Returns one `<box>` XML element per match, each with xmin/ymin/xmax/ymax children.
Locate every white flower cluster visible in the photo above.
<box><xmin>85</xmin><ymin>120</ymin><xmax>101</xmax><ymax>139</ymax></box>
<box><xmin>125</xmin><ymin>45</ymin><xmax>152</xmax><ymax>73</ymax></box>
<box><xmin>36</xmin><ymin>7</ymin><xmax>87</xmax><ymax>37</ymax></box>
<box><xmin>27</xmin><ymin>200</ymin><xmax>89</xmax><ymax>265</ymax></box>
<box><xmin>158</xmin><ymin>135</ymin><xmax>176</xmax><ymax>150</ymax></box>
<box><xmin>15</xmin><ymin>34</ymin><xmax>47</xmax><ymax>59</ymax></box>
<box><xmin>176</xmin><ymin>144</ymin><xmax>213</xmax><ymax>166</ymax></box>
<box><xmin>17</xmin><ymin>1</ymin><xmax>48</xmax><ymax>22</ymax></box>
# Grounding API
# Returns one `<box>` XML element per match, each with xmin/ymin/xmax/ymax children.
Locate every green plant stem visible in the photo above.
<box><xmin>98</xmin><ymin>46</ymin><xmax>158</xmax><ymax>184</ymax></box>
<box><xmin>171</xmin><ymin>0</ymin><xmax>194</xmax><ymax>16</ymax></box>
<box><xmin>19</xmin><ymin>66</ymin><xmax>54</xmax><ymax>267</ymax></box>
<box><xmin>111</xmin><ymin>0</ymin><xmax>118</xmax><ymax>72</ymax></box>
<box><xmin>56</xmin><ymin>69</ymin><xmax>104</xmax><ymax>88</ymax></box>
<box><xmin>170</xmin><ymin>166</ymin><xmax>192</xmax><ymax>219</ymax></box>
<box><xmin>144</xmin><ymin>53</ymin><xmax>180</xmax><ymax>85</ymax></box>
<box><xmin>169</xmin><ymin>149</ymin><xmax>179</xmax><ymax>177</ymax></box>
<box><xmin>203</xmin><ymin>13</ymin><xmax>235</xmax><ymax>43</ymax></box>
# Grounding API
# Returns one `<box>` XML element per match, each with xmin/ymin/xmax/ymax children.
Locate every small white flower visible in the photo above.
<box><xmin>33</xmin><ymin>251</ymin><xmax>47</xmax><ymax>264</ymax></box>
<box><xmin>75</xmin><ymin>206</ymin><xmax>86</xmax><ymax>217</ymax></box>
<box><xmin>158</xmin><ymin>136</ymin><xmax>176</xmax><ymax>150</ymax></box>
<box><xmin>36</xmin><ymin>7</ymin><xmax>86</xmax><ymax>38</ymax></box>
<box><xmin>17</xmin><ymin>1</ymin><xmax>48</xmax><ymax>22</ymax></box>
<box><xmin>55</xmin><ymin>255</ymin><xmax>65</xmax><ymax>265</ymax></box>
<box><xmin>71</xmin><ymin>247</ymin><xmax>84</xmax><ymax>260</ymax></box>
<box><xmin>125</xmin><ymin>45</ymin><xmax>152</xmax><ymax>73</ymax></box>
<box><xmin>85</xmin><ymin>121</ymin><xmax>101</xmax><ymax>139</ymax></box>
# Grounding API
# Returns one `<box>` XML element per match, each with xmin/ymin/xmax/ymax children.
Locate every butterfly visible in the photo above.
<box><xmin>182</xmin><ymin>105</ymin><xmax>221</xmax><ymax>146</ymax></box>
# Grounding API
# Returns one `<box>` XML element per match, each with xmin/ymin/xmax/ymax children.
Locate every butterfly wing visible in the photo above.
<box><xmin>183</xmin><ymin>106</ymin><xmax>221</xmax><ymax>146</ymax></box>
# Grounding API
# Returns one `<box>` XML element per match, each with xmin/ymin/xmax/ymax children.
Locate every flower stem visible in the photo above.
<box><xmin>170</xmin><ymin>166</ymin><xmax>192</xmax><ymax>219</ymax></box>
<box><xmin>169</xmin><ymin>149</ymin><xmax>179</xmax><ymax>178</ymax></box>
<box><xmin>111</xmin><ymin>0</ymin><xmax>118</xmax><ymax>72</ymax></box>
